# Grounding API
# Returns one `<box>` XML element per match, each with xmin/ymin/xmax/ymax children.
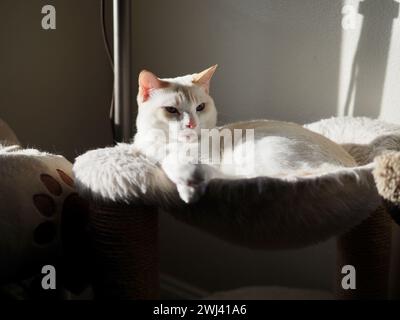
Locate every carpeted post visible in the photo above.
<box><xmin>88</xmin><ymin>202</ymin><xmax>159</xmax><ymax>300</ymax></box>
<box><xmin>335</xmin><ymin>206</ymin><xmax>392</xmax><ymax>299</ymax></box>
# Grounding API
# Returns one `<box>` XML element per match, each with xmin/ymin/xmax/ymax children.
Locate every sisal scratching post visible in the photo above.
<box><xmin>88</xmin><ymin>202</ymin><xmax>159</xmax><ymax>300</ymax></box>
<box><xmin>335</xmin><ymin>206</ymin><xmax>392</xmax><ymax>299</ymax></box>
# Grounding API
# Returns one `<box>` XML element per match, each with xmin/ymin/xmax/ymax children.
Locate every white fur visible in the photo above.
<box><xmin>135</xmin><ymin>74</ymin><xmax>217</xmax><ymax>149</ymax></box>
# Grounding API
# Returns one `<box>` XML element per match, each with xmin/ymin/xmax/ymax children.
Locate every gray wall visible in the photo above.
<box><xmin>1</xmin><ymin>0</ymin><xmax>400</xmax><ymax>294</ymax></box>
<box><xmin>0</xmin><ymin>0</ymin><xmax>113</xmax><ymax>161</ymax></box>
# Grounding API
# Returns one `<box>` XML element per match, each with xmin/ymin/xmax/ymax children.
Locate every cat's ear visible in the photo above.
<box><xmin>192</xmin><ymin>65</ymin><xmax>218</xmax><ymax>93</ymax></box>
<box><xmin>138</xmin><ymin>70</ymin><xmax>169</xmax><ymax>102</ymax></box>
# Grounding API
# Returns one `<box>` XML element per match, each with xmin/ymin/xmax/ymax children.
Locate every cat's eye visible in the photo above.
<box><xmin>164</xmin><ymin>107</ymin><xmax>179</xmax><ymax>114</ymax></box>
<box><xmin>196</xmin><ymin>103</ymin><xmax>206</xmax><ymax>112</ymax></box>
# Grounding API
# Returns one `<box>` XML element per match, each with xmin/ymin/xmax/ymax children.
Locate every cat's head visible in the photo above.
<box><xmin>136</xmin><ymin>66</ymin><xmax>218</xmax><ymax>143</ymax></box>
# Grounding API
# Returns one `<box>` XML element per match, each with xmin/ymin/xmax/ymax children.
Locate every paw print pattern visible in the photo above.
<box><xmin>32</xmin><ymin>169</ymin><xmax>75</xmax><ymax>246</ymax></box>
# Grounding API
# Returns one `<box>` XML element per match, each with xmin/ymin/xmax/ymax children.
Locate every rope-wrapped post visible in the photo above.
<box><xmin>335</xmin><ymin>206</ymin><xmax>392</xmax><ymax>299</ymax></box>
<box><xmin>88</xmin><ymin>201</ymin><xmax>159</xmax><ymax>299</ymax></box>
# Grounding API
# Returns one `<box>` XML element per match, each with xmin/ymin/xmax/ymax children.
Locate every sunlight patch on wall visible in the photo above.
<box><xmin>337</xmin><ymin>0</ymin><xmax>363</xmax><ymax>117</ymax></box>
<box><xmin>337</xmin><ymin>0</ymin><xmax>400</xmax><ymax>123</ymax></box>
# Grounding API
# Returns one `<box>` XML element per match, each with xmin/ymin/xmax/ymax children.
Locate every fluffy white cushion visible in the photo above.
<box><xmin>306</xmin><ymin>116</ymin><xmax>400</xmax><ymax>164</ymax></box>
<box><xmin>0</xmin><ymin>123</ymin><xmax>74</xmax><ymax>283</ymax></box>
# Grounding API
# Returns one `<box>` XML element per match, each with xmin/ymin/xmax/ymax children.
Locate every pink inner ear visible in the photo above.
<box><xmin>138</xmin><ymin>70</ymin><xmax>169</xmax><ymax>102</ymax></box>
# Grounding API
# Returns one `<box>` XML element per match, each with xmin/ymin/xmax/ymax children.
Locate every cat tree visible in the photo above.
<box><xmin>74</xmin><ymin>116</ymin><xmax>400</xmax><ymax>299</ymax></box>
<box><xmin>0</xmin><ymin>118</ymin><xmax>399</xmax><ymax>299</ymax></box>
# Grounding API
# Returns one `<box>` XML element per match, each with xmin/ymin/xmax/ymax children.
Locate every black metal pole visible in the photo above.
<box><xmin>113</xmin><ymin>0</ymin><xmax>132</xmax><ymax>142</ymax></box>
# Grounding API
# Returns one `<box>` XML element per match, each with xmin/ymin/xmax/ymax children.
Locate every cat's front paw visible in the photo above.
<box><xmin>161</xmin><ymin>161</ymin><xmax>206</xmax><ymax>203</ymax></box>
<box><xmin>176</xmin><ymin>183</ymin><xmax>205</xmax><ymax>204</ymax></box>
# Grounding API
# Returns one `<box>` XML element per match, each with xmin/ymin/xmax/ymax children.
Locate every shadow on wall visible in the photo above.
<box><xmin>343</xmin><ymin>0</ymin><xmax>399</xmax><ymax>118</ymax></box>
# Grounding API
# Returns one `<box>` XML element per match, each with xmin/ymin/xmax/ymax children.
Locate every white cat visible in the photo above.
<box><xmin>133</xmin><ymin>66</ymin><xmax>355</xmax><ymax>203</ymax></box>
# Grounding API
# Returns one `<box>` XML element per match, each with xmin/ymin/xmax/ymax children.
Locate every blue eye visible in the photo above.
<box><xmin>196</xmin><ymin>103</ymin><xmax>206</xmax><ymax>112</ymax></box>
<box><xmin>164</xmin><ymin>107</ymin><xmax>179</xmax><ymax>114</ymax></box>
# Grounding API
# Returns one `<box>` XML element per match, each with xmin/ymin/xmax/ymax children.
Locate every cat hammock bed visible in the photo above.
<box><xmin>73</xmin><ymin>116</ymin><xmax>400</xmax><ymax>300</ymax></box>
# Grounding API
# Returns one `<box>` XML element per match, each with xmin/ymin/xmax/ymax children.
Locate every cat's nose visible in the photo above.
<box><xmin>186</xmin><ymin>119</ymin><xmax>197</xmax><ymax>129</ymax></box>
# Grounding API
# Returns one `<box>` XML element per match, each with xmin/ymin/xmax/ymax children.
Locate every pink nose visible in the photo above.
<box><xmin>186</xmin><ymin>119</ymin><xmax>196</xmax><ymax>129</ymax></box>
